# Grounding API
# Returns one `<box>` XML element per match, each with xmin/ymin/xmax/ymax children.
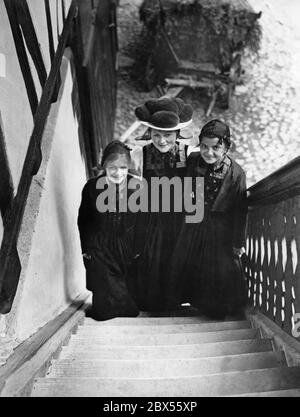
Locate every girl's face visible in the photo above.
<box><xmin>105</xmin><ymin>154</ymin><xmax>129</xmax><ymax>185</ymax></box>
<box><xmin>151</xmin><ymin>128</ymin><xmax>177</xmax><ymax>153</ymax></box>
<box><xmin>199</xmin><ymin>136</ymin><xmax>227</xmax><ymax>165</ymax></box>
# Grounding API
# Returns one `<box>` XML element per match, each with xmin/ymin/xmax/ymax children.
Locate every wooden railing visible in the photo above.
<box><xmin>244</xmin><ymin>156</ymin><xmax>300</xmax><ymax>340</ymax></box>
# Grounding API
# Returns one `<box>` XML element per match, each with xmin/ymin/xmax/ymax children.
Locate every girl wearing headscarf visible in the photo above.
<box><xmin>77</xmin><ymin>140</ymin><xmax>140</xmax><ymax>320</ymax></box>
<box><xmin>133</xmin><ymin>97</ymin><xmax>194</xmax><ymax>311</ymax></box>
<box><xmin>167</xmin><ymin>119</ymin><xmax>248</xmax><ymax>319</ymax></box>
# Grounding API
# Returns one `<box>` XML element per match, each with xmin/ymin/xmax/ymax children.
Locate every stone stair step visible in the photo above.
<box><xmin>31</xmin><ymin>366</ymin><xmax>300</xmax><ymax>397</ymax></box>
<box><xmin>48</xmin><ymin>351</ymin><xmax>285</xmax><ymax>378</ymax></box>
<box><xmin>78</xmin><ymin>320</ymin><xmax>252</xmax><ymax>335</ymax></box>
<box><xmin>69</xmin><ymin>328</ymin><xmax>259</xmax><ymax>346</ymax></box>
<box><xmin>59</xmin><ymin>338</ymin><xmax>273</xmax><ymax>360</ymax></box>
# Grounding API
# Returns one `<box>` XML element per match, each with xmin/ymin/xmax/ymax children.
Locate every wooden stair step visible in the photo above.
<box><xmin>227</xmin><ymin>389</ymin><xmax>300</xmax><ymax>397</ymax></box>
<box><xmin>31</xmin><ymin>366</ymin><xmax>300</xmax><ymax>397</ymax></box>
<box><xmin>78</xmin><ymin>320</ymin><xmax>252</xmax><ymax>335</ymax></box>
<box><xmin>48</xmin><ymin>351</ymin><xmax>285</xmax><ymax>378</ymax></box>
<box><xmin>69</xmin><ymin>328</ymin><xmax>259</xmax><ymax>346</ymax></box>
<box><xmin>84</xmin><ymin>316</ymin><xmax>246</xmax><ymax>326</ymax></box>
<box><xmin>59</xmin><ymin>338</ymin><xmax>273</xmax><ymax>360</ymax></box>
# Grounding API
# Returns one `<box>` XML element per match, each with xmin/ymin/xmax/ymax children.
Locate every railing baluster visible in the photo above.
<box><xmin>245</xmin><ymin>157</ymin><xmax>300</xmax><ymax>340</ymax></box>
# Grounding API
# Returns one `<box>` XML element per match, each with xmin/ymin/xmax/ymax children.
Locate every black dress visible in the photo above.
<box><xmin>77</xmin><ymin>174</ymin><xmax>139</xmax><ymax>320</ymax></box>
<box><xmin>135</xmin><ymin>142</ymin><xmax>187</xmax><ymax>311</ymax></box>
<box><xmin>167</xmin><ymin>153</ymin><xmax>248</xmax><ymax>318</ymax></box>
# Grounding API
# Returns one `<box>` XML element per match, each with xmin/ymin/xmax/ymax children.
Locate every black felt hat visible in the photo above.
<box><xmin>135</xmin><ymin>97</ymin><xmax>193</xmax><ymax>130</ymax></box>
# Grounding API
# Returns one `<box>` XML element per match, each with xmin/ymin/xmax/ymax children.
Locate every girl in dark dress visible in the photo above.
<box><xmin>133</xmin><ymin>97</ymin><xmax>194</xmax><ymax>311</ymax></box>
<box><xmin>167</xmin><ymin>120</ymin><xmax>248</xmax><ymax>319</ymax></box>
<box><xmin>77</xmin><ymin>141</ymin><xmax>140</xmax><ymax>320</ymax></box>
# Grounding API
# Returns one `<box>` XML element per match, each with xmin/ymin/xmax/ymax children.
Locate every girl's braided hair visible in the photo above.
<box><xmin>101</xmin><ymin>140</ymin><xmax>132</xmax><ymax>166</ymax></box>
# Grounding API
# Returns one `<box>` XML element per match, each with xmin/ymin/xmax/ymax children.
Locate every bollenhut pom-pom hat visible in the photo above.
<box><xmin>135</xmin><ymin>97</ymin><xmax>193</xmax><ymax>131</ymax></box>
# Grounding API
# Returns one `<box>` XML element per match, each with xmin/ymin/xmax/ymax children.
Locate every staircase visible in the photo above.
<box><xmin>31</xmin><ymin>314</ymin><xmax>300</xmax><ymax>397</ymax></box>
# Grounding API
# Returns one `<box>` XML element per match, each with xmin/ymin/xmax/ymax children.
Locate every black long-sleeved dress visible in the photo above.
<box><xmin>77</xmin><ymin>174</ymin><xmax>140</xmax><ymax>320</ymax></box>
<box><xmin>166</xmin><ymin>153</ymin><xmax>248</xmax><ymax>318</ymax></box>
<box><xmin>134</xmin><ymin>142</ymin><xmax>187</xmax><ymax>311</ymax></box>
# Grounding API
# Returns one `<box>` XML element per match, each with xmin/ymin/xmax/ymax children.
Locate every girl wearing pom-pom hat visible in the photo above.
<box><xmin>133</xmin><ymin>97</ymin><xmax>194</xmax><ymax>311</ymax></box>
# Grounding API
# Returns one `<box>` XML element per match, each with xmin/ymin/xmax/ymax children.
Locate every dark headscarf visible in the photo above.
<box><xmin>199</xmin><ymin>119</ymin><xmax>231</xmax><ymax>149</ymax></box>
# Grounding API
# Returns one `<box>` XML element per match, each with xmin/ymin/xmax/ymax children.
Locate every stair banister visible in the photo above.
<box><xmin>244</xmin><ymin>156</ymin><xmax>300</xmax><ymax>340</ymax></box>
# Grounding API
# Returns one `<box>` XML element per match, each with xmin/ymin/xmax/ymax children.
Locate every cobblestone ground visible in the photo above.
<box><xmin>115</xmin><ymin>0</ymin><xmax>300</xmax><ymax>187</ymax></box>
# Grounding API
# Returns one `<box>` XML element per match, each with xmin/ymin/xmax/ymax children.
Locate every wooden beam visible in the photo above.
<box><xmin>164</xmin><ymin>86</ymin><xmax>184</xmax><ymax>98</ymax></box>
<box><xmin>61</xmin><ymin>0</ymin><xmax>66</xmax><ymax>22</ymax></box>
<box><xmin>4</xmin><ymin>0</ymin><xmax>38</xmax><ymax>115</ymax></box>
<box><xmin>44</xmin><ymin>0</ymin><xmax>55</xmax><ymax>62</ymax></box>
<box><xmin>0</xmin><ymin>112</ymin><xmax>15</xmax><ymax>314</ymax></box>
<box><xmin>44</xmin><ymin>0</ymin><xmax>62</xmax><ymax>102</ymax></box>
<box><xmin>15</xmin><ymin>0</ymin><xmax>48</xmax><ymax>88</ymax></box>
<box><xmin>206</xmin><ymin>90</ymin><xmax>218</xmax><ymax>117</ymax></box>
<box><xmin>119</xmin><ymin>120</ymin><xmax>142</xmax><ymax>143</ymax></box>
<box><xmin>179</xmin><ymin>60</ymin><xmax>220</xmax><ymax>75</ymax></box>
<box><xmin>165</xmin><ymin>77</ymin><xmax>214</xmax><ymax>89</ymax></box>
<box><xmin>0</xmin><ymin>292</ymin><xmax>91</xmax><ymax>397</ymax></box>
<box><xmin>56</xmin><ymin>0</ymin><xmax>60</xmax><ymax>39</ymax></box>
<box><xmin>159</xmin><ymin>26</ymin><xmax>180</xmax><ymax>66</ymax></box>
<box><xmin>0</xmin><ymin>112</ymin><xmax>14</xmax><ymax>219</ymax></box>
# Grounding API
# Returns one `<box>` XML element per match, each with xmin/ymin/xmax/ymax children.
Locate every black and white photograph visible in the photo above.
<box><xmin>0</xmin><ymin>0</ymin><xmax>299</xmax><ymax>400</ymax></box>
